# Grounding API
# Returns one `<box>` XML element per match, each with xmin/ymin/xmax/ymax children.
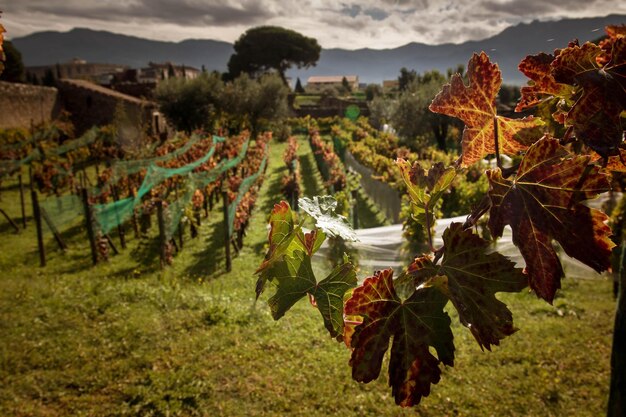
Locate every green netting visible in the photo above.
<box><xmin>54</xmin><ymin>127</ymin><xmax>99</xmax><ymax>155</ymax></box>
<box><xmin>110</xmin><ymin>133</ymin><xmax>208</xmax><ymax>178</ymax></box>
<box><xmin>227</xmin><ymin>149</ymin><xmax>268</xmax><ymax>237</ymax></box>
<box><xmin>0</xmin><ymin>127</ymin><xmax>99</xmax><ymax>177</ymax></box>
<box><xmin>0</xmin><ymin>125</ymin><xmax>64</xmax><ymax>154</ymax></box>
<box><xmin>39</xmin><ymin>194</ymin><xmax>85</xmax><ymax>231</ymax></box>
<box><xmin>163</xmin><ymin>139</ymin><xmax>250</xmax><ymax>239</ymax></box>
<box><xmin>92</xmin><ymin>135</ymin><xmax>246</xmax><ymax>237</ymax></box>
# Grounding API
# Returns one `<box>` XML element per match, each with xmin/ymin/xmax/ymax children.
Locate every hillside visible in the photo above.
<box><xmin>12</xmin><ymin>14</ymin><xmax>626</xmax><ymax>85</ymax></box>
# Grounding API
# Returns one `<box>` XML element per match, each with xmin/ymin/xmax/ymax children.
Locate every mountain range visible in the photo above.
<box><xmin>12</xmin><ymin>14</ymin><xmax>626</xmax><ymax>86</ymax></box>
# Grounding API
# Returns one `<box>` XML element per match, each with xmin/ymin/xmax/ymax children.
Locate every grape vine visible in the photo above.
<box><xmin>256</xmin><ymin>25</ymin><xmax>626</xmax><ymax>410</ymax></box>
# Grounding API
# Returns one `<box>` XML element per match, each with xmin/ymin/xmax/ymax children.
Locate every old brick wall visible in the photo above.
<box><xmin>0</xmin><ymin>81</ymin><xmax>61</xmax><ymax>129</ymax></box>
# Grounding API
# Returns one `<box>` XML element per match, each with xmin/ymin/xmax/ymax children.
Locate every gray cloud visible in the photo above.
<box><xmin>3</xmin><ymin>0</ymin><xmax>626</xmax><ymax>48</ymax></box>
<box><xmin>364</xmin><ymin>8</ymin><xmax>389</xmax><ymax>21</ymax></box>
<box><xmin>11</xmin><ymin>0</ymin><xmax>273</xmax><ymax>26</ymax></box>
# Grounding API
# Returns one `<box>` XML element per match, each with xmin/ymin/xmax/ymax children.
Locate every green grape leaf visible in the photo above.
<box><xmin>551</xmin><ymin>40</ymin><xmax>626</xmax><ymax>158</ymax></box>
<box><xmin>345</xmin><ymin>269</ymin><xmax>454</xmax><ymax>407</ymax></box>
<box><xmin>516</xmin><ymin>52</ymin><xmax>572</xmax><ymax>111</ymax></box>
<box><xmin>299</xmin><ymin>195</ymin><xmax>357</xmax><ymax>241</ymax></box>
<box><xmin>407</xmin><ymin>223</ymin><xmax>528</xmax><ymax>350</ymax></box>
<box><xmin>267</xmin><ymin>250</ymin><xmax>356</xmax><ymax>338</ymax></box>
<box><xmin>397</xmin><ymin>159</ymin><xmax>456</xmax><ymax>229</ymax></box>
<box><xmin>255</xmin><ymin>201</ymin><xmax>306</xmax><ymax>298</ymax></box>
<box><xmin>487</xmin><ymin>137</ymin><xmax>614</xmax><ymax>303</ymax></box>
<box><xmin>429</xmin><ymin>52</ymin><xmax>544</xmax><ymax>167</ymax></box>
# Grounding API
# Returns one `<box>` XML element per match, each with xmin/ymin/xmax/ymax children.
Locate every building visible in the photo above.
<box><xmin>138</xmin><ymin>62</ymin><xmax>201</xmax><ymax>83</ymax></box>
<box><xmin>57</xmin><ymin>79</ymin><xmax>167</xmax><ymax>137</ymax></box>
<box><xmin>26</xmin><ymin>58</ymin><xmax>128</xmax><ymax>84</ymax></box>
<box><xmin>382</xmin><ymin>80</ymin><xmax>399</xmax><ymax>93</ymax></box>
<box><xmin>306</xmin><ymin>75</ymin><xmax>359</xmax><ymax>92</ymax></box>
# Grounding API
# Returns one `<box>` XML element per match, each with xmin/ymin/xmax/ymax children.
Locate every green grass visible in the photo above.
<box><xmin>0</xmin><ymin>136</ymin><xmax>617</xmax><ymax>416</ymax></box>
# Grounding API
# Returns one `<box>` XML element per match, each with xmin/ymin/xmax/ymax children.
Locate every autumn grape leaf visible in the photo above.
<box><xmin>516</xmin><ymin>52</ymin><xmax>572</xmax><ymax>111</ymax></box>
<box><xmin>407</xmin><ymin>223</ymin><xmax>527</xmax><ymax>350</ymax></box>
<box><xmin>396</xmin><ymin>159</ymin><xmax>456</xmax><ymax>229</ymax></box>
<box><xmin>551</xmin><ymin>40</ymin><xmax>626</xmax><ymax>158</ymax></box>
<box><xmin>429</xmin><ymin>52</ymin><xmax>544</xmax><ymax>167</ymax></box>
<box><xmin>267</xmin><ymin>250</ymin><xmax>356</xmax><ymax>338</ymax></box>
<box><xmin>601</xmin><ymin>150</ymin><xmax>626</xmax><ymax>173</ymax></box>
<box><xmin>345</xmin><ymin>269</ymin><xmax>454</xmax><ymax>407</ymax></box>
<box><xmin>487</xmin><ymin>137</ymin><xmax>614</xmax><ymax>303</ymax></box>
<box><xmin>299</xmin><ymin>195</ymin><xmax>357</xmax><ymax>241</ymax></box>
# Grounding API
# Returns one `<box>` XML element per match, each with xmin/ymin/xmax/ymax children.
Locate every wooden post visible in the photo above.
<box><xmin>18</xmin><ymin>174</ymin><xmax>26</xmax><ymax>228</ymax></box>
<box><xmin>190</xmin><ymin>221</ymin><xmax>198</xmax><ymax>239</ymax></box>
<box><xmin>178</xmin><ymin>220</ymin><xmax>184</xmax><ymax>249</ymax></box>
<box><xmin>81</xmin><ymin>188</ymin><xmax>98</xmax><ymax>266</ymax></box>
<box><xmin>174</xmin><ymin>186</ymin><xmax>183</xmax><ymax>249</ymax></box>
<box><xmin>112</xmin><ymin>186</ymin><xmax>126</xmax><ymax>249</ymax></box>
<box><xmin>28</xmin><ymin>165</ymin><xmax>34</xmax><ymax>192</ymax></box>
<box><xmin>104</xmin><ymin>234</ymin><xmax>119</xmax><ymax>255</ymax></box>
<box><xmin>608</xmin><ymin>241</ymin><xmax>626</xmax><ymax>416</ymax></box>
<box><xmin>128</xmin><ymin>184</ymin><xmax>140</xmax><ymax>239</ymax></box>
<box><xmin>0</xmin><ymin>208</ymin><xmax>20</xmax><ymax>233</ymax></box>
<box><xmin>40</xmin><ymin>207</ymin><xmax>67</xmax><ymax>250</ymax></box>
<box><xmin>156</xmin><ymin>200</ymin><xmax>167</xmax><ymax>269</ymax></box>
<box><xmin>222</xmin><ymin>188</ymin><xmax>232</xmax><ymax>272</ymax></box>
<box><xmin>30</xmin><ymin>190</ymin><xmax>46</xmax><ymax>267</ymax></box>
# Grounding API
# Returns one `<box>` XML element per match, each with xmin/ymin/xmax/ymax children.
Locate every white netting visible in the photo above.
<box><xmin>312</xmin><ymin>188</ymin><xmax>620</xmax><ymax>280</ymax></box>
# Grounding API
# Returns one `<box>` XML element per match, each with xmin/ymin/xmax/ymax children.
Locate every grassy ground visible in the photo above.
<box><xmin>0</xmin><ymin>135</ymin><xmax>616</xmax><ymax>416</ymax></box>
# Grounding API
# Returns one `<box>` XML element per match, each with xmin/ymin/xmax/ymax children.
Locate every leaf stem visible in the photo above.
<box><xmin>462</xmin><ymin>195</ymin><xmax>491</xmax><ymax>230</ymax></box>
<box><xmin>493</xmin><ymin>116</ymin><xmax>502</xmax><ymax>170</ymax></box>
<box><xmin>425</xmin><ymin>203</ymin><xmax>435</xmax><ymax>253</ymax></box>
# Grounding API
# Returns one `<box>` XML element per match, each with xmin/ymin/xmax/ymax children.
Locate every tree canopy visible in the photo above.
<box><xmin>227</xmin><ymin>26</ymin><xmax>320</xmax><ymax>83</ymax></box>
<box><xmin>0</xmin><ymin>41</ymin><xmax>25</xmax><ymax>83</ymax></box>
<box><xmin>155</xmin><ymin>71</ymin><xmax>288</xmax><ymax>136</ymax></box>
<box><xmin>155</xmin><ymin>72</ymin><xmax>223</xmax><ymax>134</ymax></box>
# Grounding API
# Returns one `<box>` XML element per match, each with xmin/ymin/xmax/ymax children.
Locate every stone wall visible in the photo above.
<box><xmin>0</xmin><ymin>81</ymin><xmax>61</xmax><ymax>129</ymax></box>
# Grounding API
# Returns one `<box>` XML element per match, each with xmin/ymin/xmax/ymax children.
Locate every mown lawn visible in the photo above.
<box><xmin>0</xmin><ymin>136</ymin><xmax>616</xmax><ymax>416</ymax></box>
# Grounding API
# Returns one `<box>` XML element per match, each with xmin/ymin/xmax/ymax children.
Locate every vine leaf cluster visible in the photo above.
<box><xmin>255</xmin><ymin>25</ymin><xmax>625</xmax><ymax>408</ymax></box>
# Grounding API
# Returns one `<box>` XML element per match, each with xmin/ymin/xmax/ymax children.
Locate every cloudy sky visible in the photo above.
<box><xmin>3</xmin><ymin>0</ymin><xmax>625</xmax><ymax>49</ymax></box>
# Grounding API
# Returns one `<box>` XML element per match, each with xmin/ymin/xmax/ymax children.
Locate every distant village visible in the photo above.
<box><xmin>24</xmin><ymin>58</ymin><xmax>397</xmax><ymax>96</ymax></box>
<box><xmin>0</xmin><ymin>57</ymin><xmax>407</xmax><ymax>134</ymax></box>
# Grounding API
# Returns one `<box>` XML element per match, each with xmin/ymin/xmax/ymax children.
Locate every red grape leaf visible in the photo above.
<box><xmin>345</xmin><ymin>269</ymin><xmax>454</xmax><ymax>407</ymax></box>
<box><xmin>429</xmin><ymin>52</ymin><xmax>544</xmax><ymax>167</ymax></box>
<box><xmin>487</xmin><ymin>137</ymin><xmax>614</xmax><ymax>302</ymax></box>
<box><xmin>407</xmin><ymin>223</ymin><xmax>527</xmax><ymax>350</ymax></box>
<box><xmin>516</xmin><ymin>53</ymin><xmax>572</xmax><ymax>111</ymax></box>
<box><xmin>601</xmin><ymin>150</ymin><xmax>626</xmax><ymax>173</ymax></box>
<box><xmin>267</xmin><ymin>250</ymin><xmax>356</xmax><ymax>338</ymax></box>
<box><xmin>551</xmin><ymin>40</ymin><xmax>626</xmax><ymax>158</ymax></box>
<box><xmin>396</xmin><ymin>159</ymin><xmax>455</xmax><ymax>229</ymax></box>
